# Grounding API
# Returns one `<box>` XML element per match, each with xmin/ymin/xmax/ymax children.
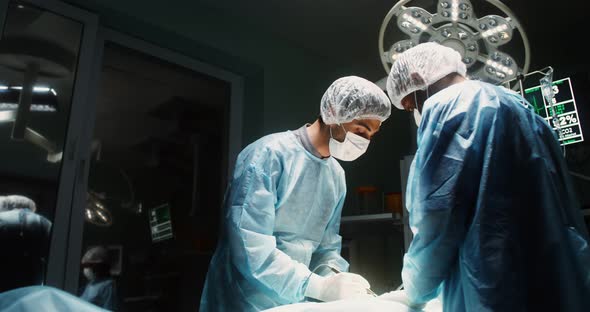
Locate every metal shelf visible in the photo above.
<box><xmin>341</xmin><ymin>213</ymin><xmax>403</xmax><ymax>225</ymax></box>
<box><xmin>340</xmin><ymin>213</ymin><xmax>405</xmax><ymax>237</ymax></box>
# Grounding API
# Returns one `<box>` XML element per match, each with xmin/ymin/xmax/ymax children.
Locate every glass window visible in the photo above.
<box><xmin>0</xmin><ymin>0</ymin><xmax>82</xmax><ymax>292</ymax></box>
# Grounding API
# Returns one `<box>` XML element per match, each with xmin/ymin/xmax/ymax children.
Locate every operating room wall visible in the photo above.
<box><xmin>65</xmin><ymin>1</ymin><xmax>331</xmax><ymax>139</ymax></box>
<box><xmin>63</xmin><ymin>0</ymin><xmax>413</xmax><ymax>211</ymax></box>
<box><xmin>563</xmin><ymin>70</ymin><xmax>590</xmax><ymax>210</ymax></box>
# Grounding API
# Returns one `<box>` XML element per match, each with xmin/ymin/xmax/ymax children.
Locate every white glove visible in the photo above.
<box><xmin>304</xmin><ymin>272</ymin><xmax>373</xmax><ymax>302</ymax></box>
<box><xmin>378</xmin><ymin>290</ymin><xmax>426</xmax><ymax>310</ymax></box>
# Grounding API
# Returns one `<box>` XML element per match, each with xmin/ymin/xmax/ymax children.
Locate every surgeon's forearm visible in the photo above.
<box><xmin>402</xmin><ymin>265</ymin><xmax>441</xmax><ymax>305</ymax></box>
<box><xmin>309</xmin><ymin>231</ymin><xmax>348</xmax><ymax>275</ymax></box>
<box><xmin>230</xmin><ymin>226</ymin><xmax>313</xmax><ymax>302</ymax></box>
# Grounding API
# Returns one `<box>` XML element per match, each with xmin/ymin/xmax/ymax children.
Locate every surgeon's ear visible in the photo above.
<box><xmin>410</xmin><ymin>72</ymin><xmax>426</xmax><ymax>87</ymax></box>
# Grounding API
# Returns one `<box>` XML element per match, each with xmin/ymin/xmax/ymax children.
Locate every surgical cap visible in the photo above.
<box><xmin>0</xmin><ymin>195</ymin><xmax>36</xmax><ymax>212</ymax></box>
<box><xmin>82</xmin><ymin>246</ymin><xmax>110</xmax><ymax>265</ymax></box>
<box><xmin>386</xmin><ymin>42</ymin><xmax>467</xmax><ymax>110</ymax></box>
<box><xmin>320</xmin><ymin>76</ymin><xmax>391</xmax><ymax>125</ymax></box>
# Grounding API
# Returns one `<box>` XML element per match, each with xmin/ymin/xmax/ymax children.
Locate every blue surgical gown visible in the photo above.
<box><xmin>200</xmin><ymin>131</ymin><xmax>349</xmax><ymax>312</ymax></box>
<box><xmin>80</xmin><ymin>278</ymin><xmax>115</xmax><ymax>310</ymax></box>
<box><xmin>0</xmin><ymin>208</ymin><xmax>52</xmax><ymax>292</ymax></box>
<box><xmin>403</xmin><ymin>80</ymin><xmax>590</xmax><ymax>311</ymax></box>
<box><xmin>0</xmin><ymin>286</ymin><xmax>109</xmax><ymax>311</ymax></box>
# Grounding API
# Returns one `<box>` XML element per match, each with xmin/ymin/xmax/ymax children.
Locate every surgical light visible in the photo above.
<box><xmin>481</xmin><ymin>24</ymin><xmax>509</xmax><ymax>38</ymax></box>
<box><xmin>0</xmin><ymin>85</ymin><xmax>58</xmax><ymax>112</ymax></box>
<box><xmin>379</xmin><ymin>0</ymin><xmax>530</xmax><ymax>87</ymax></box>
<box><xmin>402</xmin><ymin>13</ymin><xmax>428</xmax><ymax>31</ymax></box>
<box><xmin>0</xmin><ymin>103</ymin><xmax>56</xmax><ymax>112</ymax></box>
<box><xmin>86</xmin><ymin>191</ymin><xmax>113</xmax><ymax>227</ymax></box>
<box><xmin>486</xmin><ymin>59</ymin><xmax>514</xmax><ymax>75</ymax></box>
<box><xmin>4</xmin><ymin>85</ymin><xmax>57</xmax><ymax>94</ymax></box>
<box><xmin>451</xmin><ymin>0</ymin><xmax>459</xmax><ymax>22</ymax></box>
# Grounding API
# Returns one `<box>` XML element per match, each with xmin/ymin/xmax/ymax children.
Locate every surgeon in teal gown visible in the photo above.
<box><xmin>386</xmin><ymin>42</ymin><xmax>590</xmax><ymax>312</ymax></box>
<box><xmin>200</xmin><ymin>76</ymin><xmax>392</xmax><ymax>312</ymax></box>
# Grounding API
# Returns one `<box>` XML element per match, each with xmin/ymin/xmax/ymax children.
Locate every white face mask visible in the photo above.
<box><xmin>329</xmin><ymin>125</ymin><xmax>370</xmax><ymax>161</ymax></box>
<box><xmin>83</xmin><ymin>267</ymin><xmax>95</xmax><ymax>281</ymax></box>
<box><xmin>412</xmin><ymin>88</ymin><xmax>428</xmax><ymax>127</ymax></box>
<box><xmin>413</xmin><ymin>109</ymin><xmax>422</xmax><ymax>127</ymax></box>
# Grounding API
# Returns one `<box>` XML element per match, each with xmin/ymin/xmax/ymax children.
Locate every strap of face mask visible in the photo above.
<box><xmin>413</xmin><ymin>87</ymin><xmax>431</xmax><ymax>113</ymax></box>
<box><xmin>329</xmin><ymin>124</ymin><xmax>347</xmax><ymax>141</ymax></box>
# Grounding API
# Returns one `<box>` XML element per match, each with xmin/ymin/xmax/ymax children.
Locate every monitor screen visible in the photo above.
<box><xmin>524</xmin><ymin>77</ymin><xmax>584</xmax><ymax>146</ymax></box>
<box><xmin>149</xmin><ymin>203</ymin><xmax>173</xmax><ymax>243</ymax></box>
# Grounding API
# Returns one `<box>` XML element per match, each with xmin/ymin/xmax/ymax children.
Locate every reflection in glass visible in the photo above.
<box><xmin>0</xmin><ymin>0</ymin><xmax>82</xmax><ymax>291</ymax></box>
<box><xmin>80</xmin><ymin>246</ymin><xmax>117</xmax><ymax>310</ymax></box>
<box><xmin>79</xmin><ymin>43</ymin><xmax>229</xmax><ymax>311</ymax></box>
<box><xmin>0</xmin><ymin>195</ymin><xmax>51</xmax><ymax>292</ymax></box>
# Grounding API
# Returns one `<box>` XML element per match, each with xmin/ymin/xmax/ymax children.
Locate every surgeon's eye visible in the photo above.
<box><xmin>354</xmin><ymin>128</ymin><xmax>371</xmax><ymax>140</ymax></box>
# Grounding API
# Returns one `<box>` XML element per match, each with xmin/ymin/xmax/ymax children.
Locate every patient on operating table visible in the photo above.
<box><xmin>262</xmin><ymin>289</ymin><xmax>442</xmax><ymax>312</ymax></box>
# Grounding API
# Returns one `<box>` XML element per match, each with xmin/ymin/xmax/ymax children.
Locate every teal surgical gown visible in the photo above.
<box><xmin>80</xmin><ymin>278</ymin><xmax>115</xmax><ymax>310</ymax></box>
<box><xmin>403</xmin><ymin>80</ymin><xmax>590</xmax><ymax>311</ymax></box>
<box><xmin>200</xmin><ymin>131</ymin><xmax>349</xmax><ymax>312</ymax></box>
<box><xmin>0</xmin><ymin>286</ymin><xmax>109</xmax><ymax>311</ymax></box>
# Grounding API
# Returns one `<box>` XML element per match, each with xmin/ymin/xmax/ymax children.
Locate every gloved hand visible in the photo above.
<box><xmin>304</xmin><ymin>272</ymin><xmax>373</xmax><ymax>302</ymax></box>
<box><xmin>378</xmin><ymin>290</ymin><xmax>425</xmax><ymax>310</ymax></box>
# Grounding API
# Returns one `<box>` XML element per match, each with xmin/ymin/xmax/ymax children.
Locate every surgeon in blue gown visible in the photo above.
<box><xmin>200</xmin><ymin>76</ymin><xmax>392</xmax><ymax>312</ymax></box>
<box><xmin>385</xmin><ymin>42</ymin><xmax>590</xmax><ymax>311</ymax></box>
<box><xmin>80</xmin><ymin>246</ymin><xmax>116</xmax><ymax>310</ymax></box>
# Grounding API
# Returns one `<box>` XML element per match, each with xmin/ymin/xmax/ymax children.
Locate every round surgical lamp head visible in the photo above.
<box><xmin>86</xmin><ymin>191</ymin><xmax>113</xmax><ymax>227</ymax></box>
<box><xmin>379</xmin><ymin>0</ymin><xmax>530</xmax><ymax>86</ymax></box>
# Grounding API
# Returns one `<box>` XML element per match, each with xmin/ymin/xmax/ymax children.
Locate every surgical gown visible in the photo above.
<box><xmin>0</xmin><ymin>208</ymin><xmax>51</xmax><ymax>292</ymax></box>
<box><xmin>0</xmin><ymin>286</ymin><xmax>109</xmax><ymax>312</ymax></box>
<box><xmin>80</xmin><ymin>278</ymin><xmax>115</xmax><ymax>310</ymax></box>
<box><xmin>200</xmin><ymin>131</ymin><xmax>349</xmax><ymax>312</ymax></box>
<box><xmin>403</xmin><ymin>80</ymin><xmax>590</xmax><ymax>311</ymax></box>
